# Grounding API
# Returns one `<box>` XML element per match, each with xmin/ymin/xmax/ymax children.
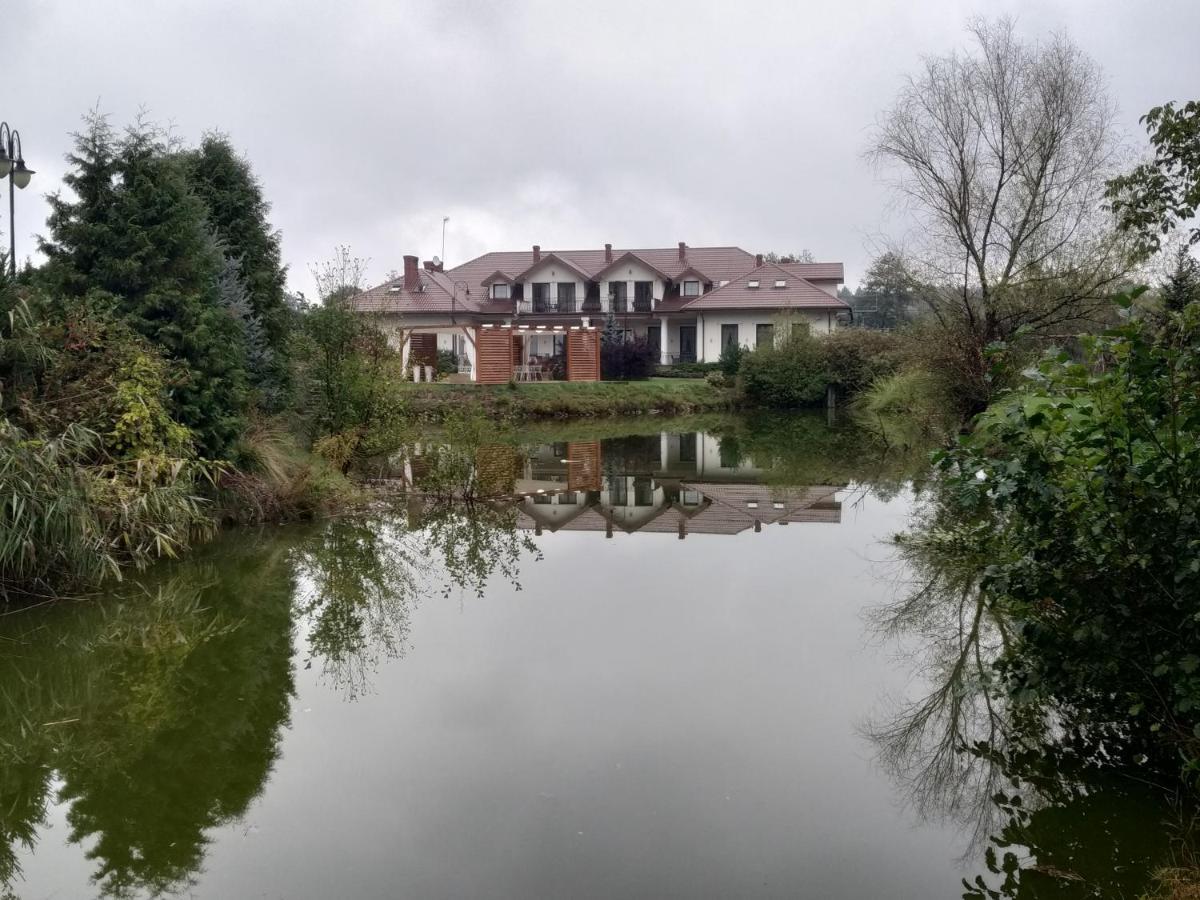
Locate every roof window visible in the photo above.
<box><xmin>747</xmin><ymin>280</ymin><xmax>760</xmax><ymax>289</ymax></box>
<box><xmin>774</xmin><ymin>279</ymin><xmax>787</xmax><ymax>289</ymax></box>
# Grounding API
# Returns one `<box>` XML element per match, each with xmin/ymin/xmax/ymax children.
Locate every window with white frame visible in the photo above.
<box><xmin>683</xmin><ymin>280</ymin><xmax>700</xmax><ymax>297</ymax></box>
<box><xmin>491</xmin><ymin>283</ymin><xmax>510</xmax><ymax>299</ymax></box>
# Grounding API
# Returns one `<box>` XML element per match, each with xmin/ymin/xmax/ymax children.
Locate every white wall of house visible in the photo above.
<box><xmin>517</xmin><ymin>260</ymin><xmax>586</xmax><ymax>311</ymax></box>
<box><xmin>812</xmin><ymin>279</ymin><xmax>840</xmax><ymax>298</ymax></box>
<box><xmin>599</xmin><ymin>259</ymin><xmax>666</xmax><ymax>312</ymax></box>
<box><xmin>696</xmin><ymin>309</ymin><xmax>836</xmax><ymax>362</ymax></box>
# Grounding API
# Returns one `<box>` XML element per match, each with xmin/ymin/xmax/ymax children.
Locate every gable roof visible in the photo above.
<box><xmin>780</xmin><ymin>262</ymin><xmax>844</xmax><ymax>282</ymax></box>
<box><xmin>445</xmin><ymin>246</ymin><xmax>757</xmax><ymax>307</ymax></box>
<box><xmin>481</xmin><ymin>269</ymin><xmax>516</xmax><ymax>286</ymax></box>
<box><xmin>347</xmin><ymin>269</ymin><xmax>476</xmax><ymax>314</ymax></box>
<box><xmin>514</xmin><ymin>252</ymin><xmax>593</xmax><ymax>282</ymax></box>
<box><xmin>682</xmin><ymin>263</ymin><xmax>850</xmax><ymax>311</ymax></box>
<box><xmin>591</xmin><ymin>250</ymin><xmax>671</xmax><ymax>281</ymax></box>
<box><xmin>673</xmin><ymin>265</ymin><xmax>712</xmax><ymax>283</ymax></box>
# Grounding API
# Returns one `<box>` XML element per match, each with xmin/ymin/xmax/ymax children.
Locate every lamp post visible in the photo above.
<box><xmin>0</xmin><ymin>122</ymin><xmax>35</xmax><ymax>277</ymax></box>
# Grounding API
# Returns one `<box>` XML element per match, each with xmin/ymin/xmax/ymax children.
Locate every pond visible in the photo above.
<box><xmin>0</xmin><ymin>413</ymin><xmax>1185</xmax><ymax>899</ymax></box>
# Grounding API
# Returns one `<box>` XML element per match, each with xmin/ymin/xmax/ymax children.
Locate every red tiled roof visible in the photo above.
<box><xmin>682</xmin><ymin>263</ymin><xmax>850</xmax><ymax>311</ymax></box>
<box><xmin>446</xmin><ymin>246</ymin><xmax>757</xmax><ymax>306</ymax></box>
<box><xmin>591</xmin><ymin>251</ymin><xmax>671</xmax><ymax>281</ymax></box>
<box><xmin>780</xmin><ymin>262</ymin><xmax>844</xmax><ymax>282</ymax></box>
<box><xmin>347</xmin><ymin>268</ymin><xmax>479</xmax><ymax>314</ymax></box>
<box><xmin>351</xmin><ymin>248</ymin><xmax>846</xmax><ymax>317</ymax></box>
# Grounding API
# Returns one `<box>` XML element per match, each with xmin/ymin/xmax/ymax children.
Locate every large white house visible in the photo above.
<box><xmin>348</xmin><ymin>243</ymin><xmax>850</xmax><ymax>380</ymax></box>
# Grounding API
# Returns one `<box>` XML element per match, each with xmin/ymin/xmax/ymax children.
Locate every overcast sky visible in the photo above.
<box><xmin>3</xmin><ymin>0</ymin><xmax>1197</xmax><ymax>296</ymax></box>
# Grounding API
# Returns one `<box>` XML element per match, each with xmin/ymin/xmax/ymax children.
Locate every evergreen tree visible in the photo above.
<box><xmin>40</xmin><ymin>113</ymin><xmax>248</xmax><ymax>456</ymax></box>
<box><xmin>182</xmin><ymin>134</ymin><xmax>290</xmax><ymax>405</ymax></box>
<box><xmin>1161</xmin><ymin>246</ymin><xmax>1200</xmax><ymax>313</ymax></box>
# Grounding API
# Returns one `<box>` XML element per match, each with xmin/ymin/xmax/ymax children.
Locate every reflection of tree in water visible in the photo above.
<box><xmin>872</xmin><ymin>485</ymin><xmax>1195</xmax><ymax>898</ymax></box>
<box><xmin>293</xmin><ymin>501</ymin><xmax>538</xmax><ymax>698</ymax></box>
<box><xmin>0</xmin><ymin>534</ymin><xmax>296</xmax><ymax>897</ymax></box>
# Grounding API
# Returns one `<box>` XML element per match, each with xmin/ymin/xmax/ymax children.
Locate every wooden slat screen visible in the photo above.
<box><xmin>475</xmin><ymin>327</ymin><xmax>514</xmax><ymax>384</ymax></box>
<box><xmin>566</xmin><ymin>441</ymin><xmax>602</xmax><ymax>491</ymax></box>
<box><xmin>566</xmin><ymin>329</ymin><xmax>601</xmax><ymax>382</ymax></box>
<box><xmin>409</xmin><ymin>333</ymin><xmax>437</xmax><ymax>368</ymax></box>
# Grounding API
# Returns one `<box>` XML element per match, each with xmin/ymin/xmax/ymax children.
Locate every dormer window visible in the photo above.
<box><xmin>774</xmin><ymin>279</ymin><xmax>787</xmax><ymax>289</ymax></box>
<box><xmin>682</xmin><ymin>280</ymin><xmax>700</xmax><ymax>297</ymax></box>
<box><xmin>747</xmin><ymin>280</ymin><xmax>760</xmax><ymax>289</ymax></box>
<box><xmin>492</xmin><ymin>283</ymin><xmax>511</xmax><ymax>300</ymax></box>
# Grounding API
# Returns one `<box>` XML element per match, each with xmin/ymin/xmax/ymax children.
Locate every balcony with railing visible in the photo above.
<box><xmin>611</xmin><ymin>297</ymin><xmax>654</xmax><ymax>314</ymax></box>
<box><xmin>531</xmin><ymin>297</ymin><xmax>579</xmax><ymax>314</ymax></box>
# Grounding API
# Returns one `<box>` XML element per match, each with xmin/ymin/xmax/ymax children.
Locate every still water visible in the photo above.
<box><xmin>0</xmin><ymin>414</ymin><xmax>1181</xmax><ymax>899</ymax></box>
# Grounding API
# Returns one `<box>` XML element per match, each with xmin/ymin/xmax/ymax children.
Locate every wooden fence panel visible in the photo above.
<box><xmin>566</xmin><ymin>329</ymin><xmax>601</xmax><ymax>382</ymax></box>
<box><xmin>475</xmin><ymin>327</ymin><xmax>514</xmax><ymax>385</ymax></box>
<box><xmin>409</xmin><ymin>333</ymin><xmax>437</xmax><ymax>368</ymax></box>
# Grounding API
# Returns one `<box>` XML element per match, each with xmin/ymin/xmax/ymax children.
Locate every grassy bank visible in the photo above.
<box><xmin>397</xmin><ymin>378</ymin><xmax>735</xmax><ymax>421</ymax></box>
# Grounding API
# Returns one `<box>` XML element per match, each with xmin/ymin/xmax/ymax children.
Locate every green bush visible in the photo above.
<box><xmin>291</xmin><ymin>303</ymin><xmax>410</xmax><ymax>471</ymax></box>
<box><xmin>718</xmin><ymin>342</ymin><xmax>745</xmax><ymax>379</ymax></box>
<box><xmin>737</xmin><ymin>324</ymin><xmax>830</xmax><ymax>408</ymax></box>
<box><xmin>820</xmin><ymin>328</ymin><xmax>904</xmax><ymax>394</ymax></box>
<box><xmin>924</xmin><ymin>292</ymin><xmax>1200</xmax><ymax>772</ymax></box>
<box><xmin>654</xmin><ymin>361</ymin><xmax>720</xmax><ymax>378</ymax></box>
<box><xmin>435</xmin><ymin>349</ymin><xmax>458</xmax><ymax>377</ymax></box>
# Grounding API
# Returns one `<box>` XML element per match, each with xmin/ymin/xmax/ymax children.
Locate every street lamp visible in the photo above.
<box><xmin>0</xmin><ymin>122</ymin><xmax>35</xmax><ymax>276</ymax></box>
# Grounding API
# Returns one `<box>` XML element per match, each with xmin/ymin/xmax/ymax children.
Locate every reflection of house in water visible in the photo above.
<box><xmin>514</xmin><ymin>432</ymin><xmax>843</xmax><ymax>539</ymax></box>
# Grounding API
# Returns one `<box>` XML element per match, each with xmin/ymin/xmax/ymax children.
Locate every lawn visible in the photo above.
<box><xmin>397</xmin><ymin>377</ymin><xmax>734</xmax><ymax>420</ymax></box>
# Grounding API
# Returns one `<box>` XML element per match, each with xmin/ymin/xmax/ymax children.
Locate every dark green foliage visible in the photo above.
<box><xmin>1162</xmin><ymin>245</ymin><xmax>1200</xmax><ymax>313</ymax></box>
<box><xmin>931</xmin><ymin>292</ymin><xmax>1200</xmax><ymax>772</ymax></box>
<box><xmin>599</xmin><ymin>313</ymin><xmax>657</xmax><ymax>380</ymax></box>
<box><xmin>1108</xmin><ymin>101</ymin><xmax>1200</xmax><ymax>256</ymax></box>
<box><xmin>819</xmin><ymin>327</ymin><xmax>904</xmax><ymax>394</ymax></box>
<box><xmin>435</xmin><ymin>348</ymin><xmax>459</xmax><ymax>377</ymax></box>
<box><xmin>39</xmin><ymin>112</ymin><xmax>248</xmax><ymax>456</ymax></box>
<box><xmin>850</xmin><ymin>252</ymin><xmax>919</xmax><ymax>329</ymax></box>
<box><xmin>183</xmin><ymin>134</ymin><xmax>291</xmax><ymax>406</ymax></box>
<box><xmin>737</xmin><ymin>322</ymin><xmax>831</xmax><ymax>408</ymax></box>
<box><xmin>654</xmin><ymin>361</ymin><xmax>720</xmax><ymax>378</ymax></box>
<box><xmin>292</xmin><ymin>302</ymin><xmax>409</xmax><ymax>471</ymax></box>
<box><xmin>718</xmin><ymin>341</ymin><xmax>744</xmax><ymax>379</ymax></box>
<box><xmin>0</xmin><ymin>288</ymin><xmax>216</xmax><ymax>598</ymax></box>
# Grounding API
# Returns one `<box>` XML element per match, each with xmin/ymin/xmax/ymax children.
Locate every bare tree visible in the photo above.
<box><xmin>310</xmin><ymin>244</ymin><xmax>370</xmax><ymax>305</ymax></box>
<box><xmin>869</xmin><ymin>18</ymin><xmax>1130</xmax><ymax>403</ymax></box>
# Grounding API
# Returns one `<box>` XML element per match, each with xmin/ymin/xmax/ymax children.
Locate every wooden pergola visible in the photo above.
<box><xmin>474</xmin><ymin>324</ymin><xmax>601</xmax><ymax>385</ymax></box>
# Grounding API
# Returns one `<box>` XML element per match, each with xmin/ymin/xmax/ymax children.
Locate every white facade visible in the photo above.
<box><xmin>695</xmin><ymin>309</ymin><xmax>836</xmax><ymax>362</ymax></box>
<box><xmin>597</xmin><ymin>258</ymin><xmax>666</xmax><ymax>312</ymax></box>
<box><xmin>517</xmin><ymin>259</ymin><xmax>587</xmax><ymax>313</ymax></box>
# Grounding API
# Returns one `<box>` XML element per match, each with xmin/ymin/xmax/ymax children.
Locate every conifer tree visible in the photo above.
<box><xmin>40</xmin><ymin>112</ymin><xmax>248</xmax><ymax>456</ymax></box>
<box><xmin>182</xmin><ymin>134</ymin><xmax>290</xmax><ymax>406</ymax></box>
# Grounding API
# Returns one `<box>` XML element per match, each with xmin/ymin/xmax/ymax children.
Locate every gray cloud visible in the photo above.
<box><xmin>2</xmin><ymin>0</ymin><xmax>1197</xmax><ymax>296</ymax></box>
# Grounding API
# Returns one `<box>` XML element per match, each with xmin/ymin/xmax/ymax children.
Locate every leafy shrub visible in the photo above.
<box><xmin>435</xmin><ymin>349</ymin><xmax>458</xmax><ymax>377</ymax></box>
<box><xmin>737</xmin><ymin>324</ymin><xmax>830</xmax><ymax>408</ymax></box>
<box><xmin>654</xmin><ymin>361</ymin><xmax>719</xmax><ymax>378</ymax></box>
<box><xmin>600</xmin><ymin>335</ymin><xmax>657</xmax><ymax>380</ymax></box>
<box><xmin>927</xmin><ymin>293</ymin><xmax>1200</xmax><ymax>772</ymax></box>
<box><xmin>820</xmin><ymin>328</ymin><xmax>904</xmax><ymax>394</ymax></box>
<box><xmin>291</xmin><ymin>304</ymin><xmax>410</xmax><ymax>470</ymax></box>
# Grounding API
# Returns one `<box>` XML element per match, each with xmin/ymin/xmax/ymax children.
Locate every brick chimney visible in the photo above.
<box><xmin>755</xmin><ymin>253</ymin><xmax>764</xmax><ymax>267</ymax></box>
<box><xmin>604</xmin><ymin>243</ymin><xmax>613</xmax><ymax>263</ymax></box>
<box><xmin>403</xmin><ymin>255</ymin><xmax>420</xmax><ymax>291</ymax></box>
<box><xmin>678</xmin><ymin>241</ymin><xmax>687</xmax><ymax>262</ymax></box>
<box><xmin>532</xmin><ymin>244</ymin><xmax>541</xmax><ymax>263</ymax></box>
